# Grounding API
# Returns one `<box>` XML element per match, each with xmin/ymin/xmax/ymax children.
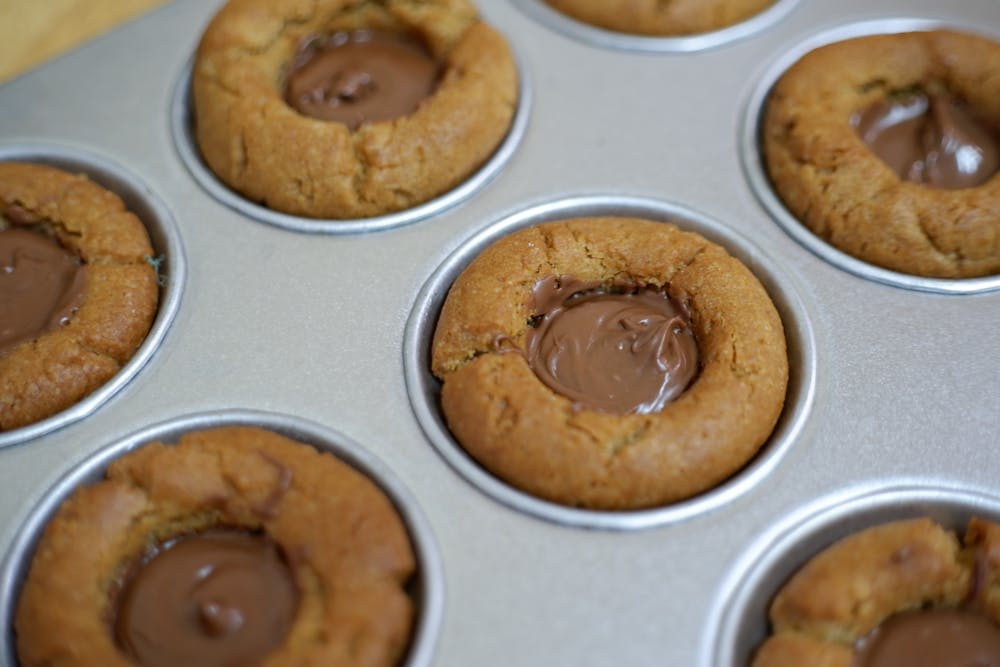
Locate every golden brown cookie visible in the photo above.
<box><xmin>431</xmin><ymin>217</ymin><xmax>788</xmax><ymax>510</ymax></box>
<box><xmin>0</xmin><ymin>162</ymin><xmax>158</xmax><ymax>431</ymax></box>
<box><xmin>15</xmin><ymin>426</ymin><xmax>416</xmax><ymax>667</ymax></box>
<box><xmin>193</xmin><ymin>0</ymin><xmax>519</xmax><ymax>219</ymax></box>
<box><xmin>752</xmin><ymin>517</ymin><xmax>1000</xmax><ymax>666</ymax></box>
<box><xmin>763</xmin><ymin>30</ymin><xmax>1000</xmax><ymax>278</ymax></box>
<box><xmin>545</xmin><ymin>0</ymin><xmax>776</xmax><ymax>36</ymax></box>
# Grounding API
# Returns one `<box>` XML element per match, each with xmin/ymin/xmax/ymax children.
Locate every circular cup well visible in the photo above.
<box><xmin>513</xmin><ymin>0</ymin><xmax>799</xmax><ymax>53</ymax></box>
<box><xmin>404</xmin><ymin>194</ymin><xmax>817</xmax><ymax>530</ymax></box>
<box><xmin>741</xmin><ymin>18</ymin><xmax>1000</xmax><ymax>294</ymax></box>
<box><xmin>170</xmin><ymin>44</ymin><xmax>532</xmax><ymax>235</ymax></box>
<box><xmin>0</xmin><ymin>143</ymin><xmax>186</xmax><ymax>448</ymax></box>
<box><xmin>0</xmin><ymin>409</ymin><xmax>444</xmax><ymax>667</ymax></box>
<box><xmin>705</xmin><ymin>481</ymin><xmax>1000</xmax><ymax>665</ymax></box>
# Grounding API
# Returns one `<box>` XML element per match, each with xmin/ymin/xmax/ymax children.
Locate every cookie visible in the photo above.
<box><xmin>763</xmin><ymin>30</ymin><xmax>1000</xmax><ymax>278</ymax></box>
<box><xmin>753</xmin><ymin>517</ymin><xmax>1000</xmax><ymax>666</ymax></box>
<box><xmin>431</xmin><ymin>217</ymin><xmax>788</xmax><ymax>510</ymax></box>
<box><xmin>193</xmin><ymin>0</ymin><xmax>518</xmax><ymax>219</ymax></box>
<box><xmin>15</xmin><ymin>426</ymin><xmax>416</xmax><ymax>667</ymax></box>
<box><xmin>544</xmin><ymin>0</ymin><xmax>776</xmax><ymax>36</ymax></box>
<box><xmin>0</xmin><ymin>162</ymin><xmax>158</xmax><ymax>431</ymax></box>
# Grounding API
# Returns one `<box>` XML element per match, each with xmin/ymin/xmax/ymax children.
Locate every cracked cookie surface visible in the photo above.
<box><xmin>431</xmin><ymin>218</ymin><xmax>789</xmax><ymax>510</ymax></box>
<box><xmin>763</xmin><ymin>30</ymin><xmax>1000</xmax><ymax>278</ymax></box>
<box><xmin>544</xmin><ymin>0</ymin><xmax>776</xmax><ymax>36</ymax></box>
<box><xmin>193</xmin><ymin>0</ymin><xmax>518</xmax><ymax>219</ymax></box>
<box><xmin>15</xmin><ymin>426</ymin><xmax>416</xmax><ymax>667</ymax></box>
<box><xmin>753</xmin><ymin>517</ymin><xmax>1000</xmax><ymax>666</ymax></box>
<box><xmin>0</xmin><ymin>162</ymin><xmax>158</xmax><ymax>431</ymax></box>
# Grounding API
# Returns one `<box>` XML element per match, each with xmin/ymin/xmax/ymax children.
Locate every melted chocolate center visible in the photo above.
<box><xmin>284</xmin><ymin>30</ymin><xmax>439</xmax><ymax>130</ymax></box>
<box><xmin>523</xmin><ymin>276</ymin><xmax>698</xmax><ymax>414</ymax></box>
<box><xmin>853</xmin><ymin>608</ymin><xmax>1000</xmax><ymax>667</ymax></box>
<box><xmin>854</xmin><ymin>91</ymin><xmax>1000</xmax><ymax>189</ymax></box>
<box><xmin>114</xmin><ymin>529</ymin><xmax>298</xmax><ymax>667</ymax></box>
<box><xmin>0</xmin><ymin>221</ymin><xmax>87</xmax><ymax>355</ymax></box>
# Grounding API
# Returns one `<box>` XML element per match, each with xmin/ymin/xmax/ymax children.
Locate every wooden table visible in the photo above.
<box><xmin>0</xmin><ymin>0</ymin><xmax>170</xmax><ymax>84</ymax></box>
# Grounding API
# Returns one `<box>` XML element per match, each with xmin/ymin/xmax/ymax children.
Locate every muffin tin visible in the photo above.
<box><xmin>1</xmin><ymin>0</ymin><xmax>998</xmax><ymax>665</ymax></box>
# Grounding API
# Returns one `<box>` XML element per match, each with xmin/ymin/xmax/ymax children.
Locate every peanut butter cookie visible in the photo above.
<box><xmin>193</xmin><ymin>0</ymin><xmax>519</xmax><ymax>219</ymax></box>
<box><xmin>545</xmin><ymin>0</ymin><xmax>776</xmax><ymax>36</ymax></box>
<box><xmin>753</xmin><ymin>517</ymin><xmax>1000</xmax><ymax>666</ymax></box>
<box><xmin>15</xmin><ymin>426</ymin><xmax>416</xmax><ymax>667</ymax></box>
<box><xmin>0</xmin><ymin>162</ymin><xmax>158</xmax><ymax>431</ymax></box>
<box><xmin>431</xmin><ymin>217</ymin><xmax>788</xmax><ymax>510</ymax></box>
<box><xmin>763</xmin><ymin>30</ymin><xmax>1000</xmax><ymax>278</ymax></box>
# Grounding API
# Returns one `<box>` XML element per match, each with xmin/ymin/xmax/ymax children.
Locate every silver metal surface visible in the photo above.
<box><xmin>404</xmin><ymin>195</ymin><xmax>817</xmax><ymax>530</ymax></box>
<box><xmin>0</xmin><ymin>0</ymin><xmax>998</xmax><ymax>665</ymax></box>
<box><xmin>0</xmin><ymin>410</ymin><xmax>444</xmax><ymax>667</ymax></box>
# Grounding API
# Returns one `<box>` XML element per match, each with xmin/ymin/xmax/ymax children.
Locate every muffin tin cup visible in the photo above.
<box><xmin>0</xmin><ymin>142</ymin><xmax>186</xmax><ymax>449</ymax></box>
<box><xmin>512</xmin><ymin>0</ymin><xmax>801</xmax><ymax>53</ymax></box>
<box><xmin>704</xmin><ymin>480</ymin><xmax>1000</xmax><ymax>666</ymax></box>
<box><xmin>741</xmin><ymin>17</ymin><xmax>1000</xmax><ymax>295</ymax></box>
<box><xmin>169</xmin><ymin>46</ymin><xmax>533</xmax><ymax>235</ymax></box>
<box><xmin>403</xmin><ymin>194</ymin><xmax>818</xmax><ymax>531</ymax></box>
<box><xmin>0</xmin><ymin>409</ymin><xmax>444</xmax><ymax>667</ymax></box>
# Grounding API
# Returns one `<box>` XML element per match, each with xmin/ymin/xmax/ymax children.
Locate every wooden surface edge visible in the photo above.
<box><xmin>0</xmin><ymin>0</ymin><xmax>171</xmax><ymax>84</ymax></box>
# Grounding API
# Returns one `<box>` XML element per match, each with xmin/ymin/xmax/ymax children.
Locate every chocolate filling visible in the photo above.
<box><xmin>284</xmin><ymin>30</ymin><xmax>440</xmax><ymax>130</ymax></box>
<box><xmin>520</xmin><ymin>276</ymin><xmax>699</xmax><ymax>414</ymax></box>
<box><xmin>853</xmin><ymin>608</ymin><xmax>1000</xmax><ymax>667</ymax></box>
<box><xmin>0</xmin><ymin>212</ymin><xmax>87</xmax><ymax>355</ymax></box>
<box><xmin>853</xmin><ymin>90</ymin><xmax>1000</xmax><ymax>189</ymax></box>
<box><xmin>114</xmin><ymin>528</ymin><xmax>299</xmax><ymax>667</ymax></box>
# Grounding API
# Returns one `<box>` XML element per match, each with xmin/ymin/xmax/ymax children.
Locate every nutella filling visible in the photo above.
<box><xmin>284</xmin><ymin>30</ymin><xmax>439</xmax><ymax>130</ymax></box>
<box><xmin>0</xmin><ymin>222</ymin><xmax>87</xmax><ymax>356</ymax></box>
<box><xmin>114</xmin><ymin>529</ymin><xmax>298</xmax><ymax>667</ymax></box>
<box><xmin>523</xmin><ymin>276</ymin><xmax>698</xmax><ymax>414</ymax></box>
<box><xmin>853</xmin><ymin>608</ymin><xmax>1000</xmax><ymax>667</ymax></box>
<box><xmin>853</xmin><ymin>91</ymin><xmax>1000</xmax><ymax>189</ymax></box>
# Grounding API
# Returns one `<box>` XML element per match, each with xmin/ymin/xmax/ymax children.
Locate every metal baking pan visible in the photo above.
<box><xmin>1</xmin><ymin>0</ymin><xmax>998</xmax><ymax>665</ymax></box>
